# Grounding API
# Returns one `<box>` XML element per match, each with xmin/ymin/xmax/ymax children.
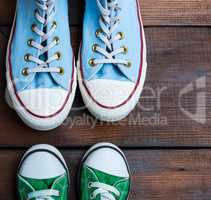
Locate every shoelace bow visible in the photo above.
<box><xmin>90</xmin><ymin>0</ymin><xmax>130</xmax><ymax>67</ymax></box>
<box><xmin>89</xmin><ymin>182</ymin><xmax>120</xmax><ymax>200</ymax></box>
<box><xmin>27</xmin><ymin>189</ymin><xmax>59</xmax><ymax>200</ymax></box>
<box><xmin>23</xmin><ymin>0</ymin><xmax>62</xmax><ymax>76</ymax></box>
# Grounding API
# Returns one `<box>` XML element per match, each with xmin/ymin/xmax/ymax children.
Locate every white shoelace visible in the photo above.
<box><xmin>24</xmin><ymin>0</ymin><xmax>61</xmax><ymax>75</ymax></box>
<box><xmin>89</xmin><ymin>182</ymin><xmax>120</xmax><ymax>200</ymax></box>
<box><xmin>27</xmin><ymin>189</ymin><xmax>59</xmax><ymax>200</ymax></box>
<box><xmin>91</xmin><ymin>0</ymin><xmax>130</xmax><ymax>67</ymax></box>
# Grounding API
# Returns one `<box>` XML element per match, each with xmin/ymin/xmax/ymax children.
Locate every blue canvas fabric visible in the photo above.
<box><xmin>81</xmin><ymin>0</ymin><xmax>142</xmax><ymax>83</ymax></box>
<box><xmin>10</xmin><ymin>0</ymin><xmax>73</xmax><ymax>92</ymax></box>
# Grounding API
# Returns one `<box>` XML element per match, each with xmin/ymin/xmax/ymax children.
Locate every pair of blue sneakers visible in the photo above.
<box><xmin>6</xmin><ymin>0</ymin><xmax>147</xmax><ymax>131</ymax></box>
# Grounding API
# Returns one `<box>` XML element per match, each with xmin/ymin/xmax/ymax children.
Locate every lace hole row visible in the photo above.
<box><xmin>95</xmin><ymin>29</ymin><xmax>124</xmax><ymax>40</ymax></box>
<box><xmin>24</xmin><ymin>52</ymin><xmax>62</xmax><ymax>62</ymax></box>
<box><xmin>28</xmin><ymin>37</ymin><xmax>60</xmax><ymax>48</ymax></box>
<box><xmin>21</xmin><ymin>67</ymin><xmax>64</xmax><ymax>76</ymax></box>
<box><xmin>31</xmin><ymin>21</ymin><xmax>57</xmax><ymax>33</ymax></box>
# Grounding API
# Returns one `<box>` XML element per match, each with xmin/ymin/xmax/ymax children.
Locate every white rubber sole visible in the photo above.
<box><xmin>5</xmin><ymin>9</ymin><xmax>77</xmax><ymax>131</ymax></box>
<box><xmin>5</xmin><ymin>73</ymin><xmax>77</xmax><ymax>131</ymax></box>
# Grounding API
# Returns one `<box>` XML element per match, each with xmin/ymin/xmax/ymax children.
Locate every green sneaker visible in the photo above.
<box><xmin>17</xmin><ymin>144</ymin><xmax>69</xmax><ymax>200</ymax></box>
<box><xmin>79</xmin><ymin>143</ymin><xmax>131</xmax><ymax>200</ymax></box>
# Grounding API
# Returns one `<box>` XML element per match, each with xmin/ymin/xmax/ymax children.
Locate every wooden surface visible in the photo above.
<box><xmin>1</xmin><ymin>0</ymin><xmax>211</xmax><ymax>26</ymax></box>
<box><xmin>3</xmin><ymin>150</ymin><xmax>211</xmax><ymax>200</ymax></box>
<box><xmin>0</xmin><ymin>0</ymin><xmax>211</xmax><ymax>199</ymax></box>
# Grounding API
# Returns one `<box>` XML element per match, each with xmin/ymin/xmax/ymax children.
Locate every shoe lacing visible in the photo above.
<box><xmin>89</xmin><ymin>0</ymin><xmax>131</xmax><ymax>68</ymax></box>
<box><xmin>89</xmin><ymin>181</ymin><xmax>120</xmax><ymax>200</ymax></box>
<box><xmin>27</xmin><ymin>189</ymin><xmax>59</xmax><ymax>200</ymax></box>
<box><xmin>23</xmin><ymin>0</ymin><xmax>63</xmax><ymax>76</ymax></box>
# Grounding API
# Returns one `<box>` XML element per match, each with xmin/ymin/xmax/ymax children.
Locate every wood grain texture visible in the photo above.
<box><xmin>0</xmin><ymin>27</ymin><xmax>210</xmax><ymax>147</ymax></box>
<box><xmin>0</xmin><ymin>0</ymin><xmax>83</xmax><ymax>26</ymax></box>
<box><xmin>0</xmin><ymin>0</ymin><xmax>211</xmax><ymax>26</ymax></box>
<box><xmin>0</xmin><ymin>1</ymin><xmax>211</xmax><ymax>199</ymax></box>
<box><xmin>2</xmin><ymin>149</ymin><xmax>211</xmax><ymax>200</ymax></box>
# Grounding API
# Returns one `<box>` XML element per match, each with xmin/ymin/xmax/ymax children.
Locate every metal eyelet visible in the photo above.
<box><xmin>55</xmin><ymin>52</ymin><xmax>62</xmax><ymax>60</ymax></box>
<box><xmin>22</xmin><ymin>67</ymin><xmax>29</xmax><ymax>76</ymax></box>
<box><xmin>95</xmin><ymin>29</ymin><xmax>102</xmax><ymax>37</ymax></box>
<box><xmin>24</xmin><ymin>54</ymin><xmax>31</xmax><ymax>62</ymax></box>
<box><xmin>90</xmin><ymin>194</ymin><xmax>94</xmax><ymax>199</ymax></box>
<box><xmin>126</xmin><ymin>61</ymin><xmax>132</xmax><ymax>67</ymax></box>
<box><xmin>27</xmin><ymin>39</ymin><xmax>33</xmax><ymax>47</ymax></box>
<box><xmin>59</xmin><ymin>67</ymin><xmax>64</xmax><ymax>75</ymax></box>
<box><xmin>88</xmin><ymin>182</ymin><xmax>92</xmax><ymax>188</ymax></box>
<box><xmin>31</xmin><ymin>24</ymin><xmax>36</xmax><ymax>32</ymax></box>
<box><xmin>53</xmin><ymin>36</ymin><xmax>60</xmax><ymax>45</ymax></box>
<box><xmin>92</xmin><ymin>44</ymin><xmax>99</xmax><ymax>52</ymax></box>
<box><xmin>52</xmin><ymin>21</ymin><xmax>57</xmax><ymax>28</ymax></box>
<box><xmin>122</xmin><ymin>46</ymin><xmax>128</xmax><ymax>54</ymax></box>
<box><xmin>117</xmin><ymin>32</ymin><xmax>124</xmax><ymax>40</ymax></box>
<box><xmin>89</xmin><ymin>58</ymin><xmax>96</xmax><ymax>67</ymax></box>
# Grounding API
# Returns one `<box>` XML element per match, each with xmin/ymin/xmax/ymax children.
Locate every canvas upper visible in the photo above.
<box><xmin>80</xmin><ymin>166</ymin><xmax>130</xmax><ymax>200</ymax></box>
<box><xmin>79</xmin><ymin>143</ymin><xmax>131</xmax><ymax>200</ymax></box>
<box><xmin>80</xmin><ymin>0</ymin><xmax>144</xmax><ymax>83</ymax></box>
<box><xmin>6</xmin><ymin>0</ymin><xmax>76</xmax><ymax>130</ymax></box>
<box><xmin>18</xmin><ymin>174</ymin><xmax>69</xmax><ymax>200</ymax></box>
<box><xmin>17</xmin><ymin>144</ymin><xmax>69</xmax><ymax>200</ymax></box>
<box><xmin>78</xmin><ymin>0</ymin><xmax>147</xmax><ymax>121</ymax></box>
<box><xmin>9</xmin><ymin>0</ymin><xmax>74</xmax><ymax>92</ymax></box>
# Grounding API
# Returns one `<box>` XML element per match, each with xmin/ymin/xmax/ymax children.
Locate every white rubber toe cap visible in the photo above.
<box><xmin>19</xmin><ymin>144</ymin><xmax>66</xmax><ymax>179</ymax></box>
<box><xmin>85</xmin><ymin>79</ymin><xmax>135</xmax><ymax>107</ymax></box>
<box><xmin>17</xmin><ymin>88</ymin><xmax>68</xmax><ymax>117</ymax></box>
<box><xmin>84</xmin><ymin>145</ymin><xmax>129</xmax><ymax>178</ymax></box>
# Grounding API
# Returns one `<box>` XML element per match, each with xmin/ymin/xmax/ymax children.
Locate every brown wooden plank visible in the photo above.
<box><xmin>2</xmin><ymin>149</ymin><xmax>211</xmax><ymax>200</ymax></box>
<box><xmin>0</xmin><ymin>26</ymin><xmax>210</xmax><ymax>148</ymax></box>
<box><xmin>0</xmin><ymin>0</ymin><xmax>211</xmax><ymax>26</ymax></box>
<box><xmin>141</xmin><ymin>0</ymin><xmax>211</xmax><ymax>26</ymax></box>
<box><xmin>0</xmin><ymin>0</ymin><xmax>83</xmax><ymax>26</ymax></box>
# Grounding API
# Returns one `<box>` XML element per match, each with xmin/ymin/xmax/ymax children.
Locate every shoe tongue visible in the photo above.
<box><xmin>23</xmin><ymin>176</ymin><xmax>58</xmax><ymax>191</ymax></box>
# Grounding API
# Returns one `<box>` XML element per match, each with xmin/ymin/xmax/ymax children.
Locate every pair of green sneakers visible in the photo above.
<box><xmin>17</xmin><ymin>143</ymin><xmax>131</xmax><ymax>200</ymax></box>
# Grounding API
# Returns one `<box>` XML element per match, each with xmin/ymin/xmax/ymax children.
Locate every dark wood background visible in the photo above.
<box><xmin>0</xmin><ymin>0</ymin><xmax>211</xmax><ymax>199</ymax></box>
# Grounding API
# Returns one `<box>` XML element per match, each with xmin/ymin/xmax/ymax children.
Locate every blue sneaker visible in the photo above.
<box><xmin>78</xmin><ymin>0</ymin><xmax>147</xmax><ymax>121</ymax></box>
<box><xmin>6</xmin><ymin>0</ymin><xmax>77</xmax><ymax>131</ymax></box>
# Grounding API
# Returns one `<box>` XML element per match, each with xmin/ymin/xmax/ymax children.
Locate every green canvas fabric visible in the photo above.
<box><xmin>80</xmin><ymin>165</ymin><xmax>130</xmax><ymax>200</ymax></box>
<box><xmin>17</xmin><ymin>174</ymin><xmax>69</xmax><ymax>200</ymax></box>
